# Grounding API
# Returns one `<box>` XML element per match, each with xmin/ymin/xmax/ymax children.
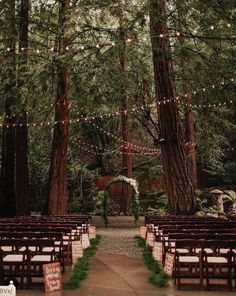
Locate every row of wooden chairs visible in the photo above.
<box><xmin>0</xmin><ymin>239</ymin><xmax>63</xmax><ymax>289</ymax></box>
<box><xmin>145</xmin><ymin>215</ymin><xmax>236</xmax><ymax>290</ymax></box>
<box><xmin>0</xmin><ymin>215</ymin><xmax>92</xmax><ymax>289</ymax></box>
<box><xmin>172</xmin><ymin>239</ymin><xmax>236</xmax><ymax>291</ymax></box>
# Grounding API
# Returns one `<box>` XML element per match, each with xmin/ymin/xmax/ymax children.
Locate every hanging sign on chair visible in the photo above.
<box><xmin>81</xmin><ymin>233</ymin><xmax>90</xmax><ymax>249</ymax></box>
<box><xmin>72</xmin><ymin>240</ymin><xmax>83</xmax><ymax>263</ymax></box>
<box><xmin>89</xmin><ymin>226</ymin><xmax>96</xmax><ymax>239</ymax></box>
<box><xmin>140</xmin><ymin>226</ymin><xmax>147</xmax><ymax>239</ymax></box>
<box><xmin>152</xmin><ymin>241</ymin><xmax>163</xmax><ymax>262</ymax></box>
<box><xmin>164</xmin><ymin>252</ymin><xmax>175</xmax><ymax>276</ymax></box>
<box><xmin>146</xmin><ymin>232</ymin><xmax>155</xmax><ymax>247</ymax></box>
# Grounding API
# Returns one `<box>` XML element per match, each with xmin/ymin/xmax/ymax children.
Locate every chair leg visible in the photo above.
<box><xmin>199</xmin><ymin>256</ymin><xmax>203</xmax><ymax>290</ymax></box>
<box><xmin>228</xmin><ymin>262</ymin><xmax>232</xmax><ymax>291</ymax></box>
<box><xmin>177</xmin><ymin>263</ymin><xmax>181</xmax><ymax>290</ymax></box>
<box><xmin>205</xmin><ymin>264</ymin><xmax>209</xmax><ymax>291</ymax></box>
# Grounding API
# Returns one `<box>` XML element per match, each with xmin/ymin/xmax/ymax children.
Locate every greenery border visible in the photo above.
<box><xmin>64</xmin><ymin>235</ymin><xmax>101</xmax><ymax>290</ymax></box>
<box><xmin>134</xmin><ymin>235</ymin><xmax>169</xmax><ymax>288</ymax></box>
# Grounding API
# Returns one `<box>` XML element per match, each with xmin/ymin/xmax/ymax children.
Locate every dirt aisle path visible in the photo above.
<box><xmin>74</xmin><ymin>216</ymin><xmax>159</xmax><ymax>296</ymax></box>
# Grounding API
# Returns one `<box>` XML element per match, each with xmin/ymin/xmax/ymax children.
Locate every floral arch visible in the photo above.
<box><xmin>102</xmin><ymin>175</ymin><xmax>140</xmax><ymax>226</ymax></box>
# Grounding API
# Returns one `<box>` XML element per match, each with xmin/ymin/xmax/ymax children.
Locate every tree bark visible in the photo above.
<box><xmin>177</xmin><ymin>0</ymin><xmax>198</xmax><ymax>190</ymax></box>
<box><xmin>149</xmin><ymin>0</ymin><xmax>195</xmax><ymax>214</ymax></box>
<box><xmin>48</xmin><ymin>0</ymin><xmax>70</xmax><ymax>215</ymax></box>
<box><xmin>0</xmin><ymin>0</ymin><xmax>16</xmax><ymax>217</ymax></box>
<box><xmin>15</xmin><ymin>0</ymin><xmax>29</xmax><ymax>216</ymax></box>
<box><xmin>118</xmin><ymin>0</ymin><xmax>133</xmax><ymax>213</ymax></box>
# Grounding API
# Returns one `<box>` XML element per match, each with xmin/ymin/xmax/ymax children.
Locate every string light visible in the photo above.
<box><xmin>0</xmin><ymin>72</ymin><xmax>235</xmax><ymax>125</ymax></box>
<box><xmin>70</xmin><ymin>138</ymin><xmax>161</xmax><ymax>156</ymax></box>
<box><xmin>86</xmin><ymin>120</ymin><xmax>161</xmax><ymax>153</ymax></box>
<box><xmin>1</xmin><ymin>20</ymin><xmax>235</xmax><ymax>55</ymax></box>
<box><xmin>71</xmin><ymin>138</ymin><xmax>235</xmax><ymax>157</ymax></box>
<box><xmin>0</xmin><ymin>94</ymin><xmax>234</xmax><ymax>128</ymax></box>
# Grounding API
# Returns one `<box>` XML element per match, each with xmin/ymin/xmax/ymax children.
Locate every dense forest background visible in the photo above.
<box><xmin>0</xmin><ymin>0</ymin><xmax>235</xmax><ymax>216</ymax></box>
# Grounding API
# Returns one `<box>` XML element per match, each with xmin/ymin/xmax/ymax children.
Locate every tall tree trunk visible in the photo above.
<box><xmin>48</xmin><ymin>0</ymin><xmax>70</xmax><ymax>215</ymax></box>
<box><xmin>118</xmin><ymin>0</ymin><xmax>132</xmax><ymax>213</ymax></box>
<box><xmin>177</xmin><ymin>0</ymin><xmax>198</xmax><ymax>190</ymax></box>
<box><xmin>0</xmin><ymin>0</ymin><xmax>16</xmax><ymax>217</ymax></box>
<box><xmin>15</xmin><ymin>0</ymin><xmax>29</xmax><ymax>216</ymax></box>
<box><xmin>149</xmin><ymin>0</ymin><xmax>195</xmax><ymax>214</ymax></box>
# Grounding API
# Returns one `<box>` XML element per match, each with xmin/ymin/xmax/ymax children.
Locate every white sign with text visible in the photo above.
<box><xmin>88</xmin><ymin>226</ymin><xmax>96</xmax><ymax>240</ymax></box>
<box><xmin>0</xmin><ymin>285</ymin><xmax>16</xmax><ymax>296</ymax></box>
<box><xmin>81</xmin><ymin>233</ymin><xmax>90</xmax><ymax>249</ymax></box>
<box><xmin>72</xmin><ymin>240</ymin><xmax>83</xmax><ymax>263</ymax></box>
<box><xmin>146</xmin><ymin>232</ymin><xmax>155</xmax><ymax>247</ymax></box>
<box><xmin>140</xmin><ymin>226</ymin><xmax>147</xmax><ymax>239</ymax></box>
<box><xmin>152</xmin><ymin>241</ymin><xmax>163</xmax><ymax>262</ymax></box>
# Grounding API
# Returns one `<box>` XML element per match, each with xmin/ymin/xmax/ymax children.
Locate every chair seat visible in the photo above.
<box><xmin>219</xmin><ymin>248</ymin><xmax>230</xmax><ymax>254</ymax></box>
<box><xmin>19</xmin><ymin>246</ymin><xmax>36</xmax><ymax>252</ymax></box>
<box><xmin>3</xmin><ymin>254</ymin><xmax>24</xmax><ymax>262</ymax></box>
<box><xmin>174</xmin><ymin>248</ymin><xmax>189</xmax><ymax>254</ymax></box>
<box><xmin>195</xmin><ymin>248</ymin><xmax>213</xmax><ymax>254</ymax></box>
<box><xmin>179</xmin><ymin>256</ymin><xmax>199</xmax><ymax>263</ymax></box>
<box><xmin>31</xmin><ymin>255</ymin><xmax>52</xmax><ymax>262</ymax></box>
<box><xmin>165</xmin><ymin>241</ymin><xmax>175</xmax><ymax>247</ymax></box>
<box><xmin>43</xmin><ymin>247</ymin><xmax>60</xmax><ymax>252</ymax></box>
<box><xmin>1</xmin><ymin>247</ymin><xmax>12</xmax><ymax>252</ymax></box>
<box><xmin>206</xmin><ymin>256</ymin><xmax>227</xmax><ymax>263</ymax></box>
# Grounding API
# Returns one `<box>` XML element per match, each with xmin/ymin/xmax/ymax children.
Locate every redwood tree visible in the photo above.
<box><xmin>15</xmin><ymin>0</ymin><xmax>29</xmax><ymax>216</ymax></box>
<box><xmin>48</xmin><ymin>0</ymin><xmax>70</xmax><ymax>215</ymax></box>
<box><xmin>118</xmin><ymin>0</ymin><xmax>133</xmax><ymax>213</ymax></box>
<box><xmin>149</xmin><ymin>0</ymin><xmax>195</xmax><ymax>214</ymax></box>
<box><xmin>177</xmin><ymin>0</ymin><xmax>198</xmax><ymax>190</ymax></box>
<box><xmin>0</xmin><ymin>0</ymin><xmax>17</xmax><ymax>217</ymax></box>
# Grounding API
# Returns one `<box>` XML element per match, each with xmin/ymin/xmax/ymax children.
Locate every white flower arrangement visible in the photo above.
<box><xmin>117</xmin><ymin>175</ymin><xmax>139</xmax><ymax>195</ymax></box>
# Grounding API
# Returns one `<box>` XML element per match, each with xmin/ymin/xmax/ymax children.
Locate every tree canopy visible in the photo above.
<box><xmin>0</xmin><ymin>0</ymin><xmax>235</xmax><ymax>215</ymax></box>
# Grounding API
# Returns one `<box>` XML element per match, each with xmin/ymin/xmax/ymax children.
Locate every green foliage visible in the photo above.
<box><xmin>68</xmin><ymin>165</ymin><xmax>99</xmax><ymax>213</ymax></box>
<box><xmin>93</xmin><ymin>191</ymin><xmax>105</xmax><ymax>215</ymax></box>
<box><xmin>149</xmin><ymin>272</ymin><xmax>169</xmax><ymax>288</ymax></box>
<box><xmin>64</xmin><ymin>235</ymin><xmax>101</xmax><ymax>290</ymax></box>
<box><xmin>195</xmin><ymin>188</ymin><xmax>236</xmax><ymax>214</ymax></box>
<box><xmin>134</xmin><ymin>160</ymin><xmax>163</xmax><ymax>184</ymax></box>
<box><xmin>223</xmin><ymin>190</ymin><xmax>236</xmax><ymax>202</ymax></box>
<box><xmin>141</xmin><ymin>190</ymin><xmax>168</xmax><ymax>214</ymax></box>
<box><xmin>195</xmin><ymin>189</ymin><xmax>220</xmax><ymax>213</ymax></box>
<box><xmin>134</xmin><ymin>235</ymin><xmax>146</xmax><ymax>248</ymax></box>
<box><xmin>134</xmin><ymin>236</ymin><xmax>169</xmax><ymax>288</ymax></box>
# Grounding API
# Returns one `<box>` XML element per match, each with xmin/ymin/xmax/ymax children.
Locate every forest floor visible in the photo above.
<box><xmin>18</xmin><ymin>216</ymin><xmax>235</xmax><ymax>295</ymax></box>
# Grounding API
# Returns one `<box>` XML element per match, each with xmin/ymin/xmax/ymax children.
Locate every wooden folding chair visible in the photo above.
<box><xmin>203</xmin><ymin>240</ymin><xmax>233</xmax><ymax>291</ymax></box>
<box><xmin>173</xmin><ymin>239</ymin><xmax>204</xmax><ymax>290</ymax></box>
